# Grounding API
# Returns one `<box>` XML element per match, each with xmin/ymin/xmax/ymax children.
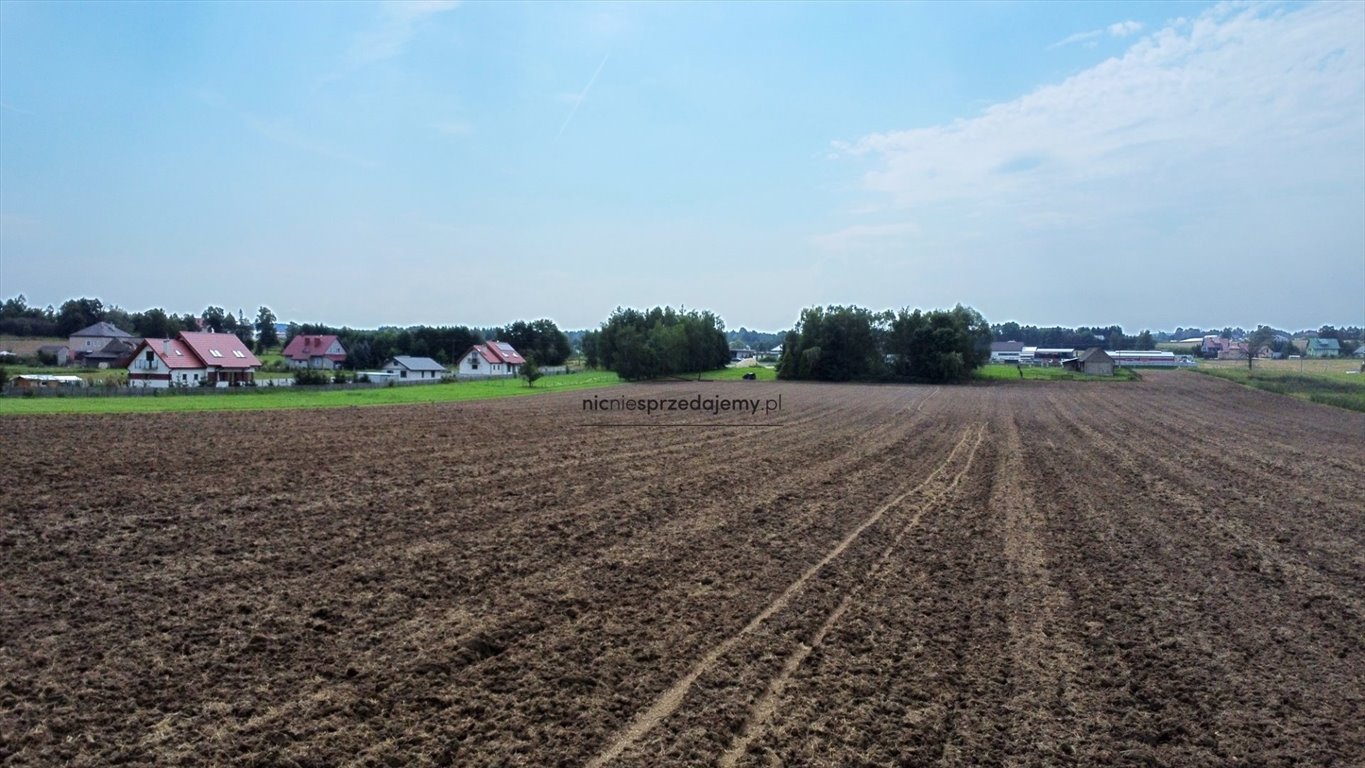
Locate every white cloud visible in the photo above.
<box><xmin>826</xmin><ymin>2</ymin><xmax>1365</xmax><ymax>325</ymax></box>
<box><xmin>839</xmin><ymin>3</ymin><xmax>1362</xmax><ymax>220</ymax></box>
<box><xmin>1051</xmin><ymin>18</ymin><xmax>1144</xmax><ymax>49</ymax></box>
<box><xmin>347</xmin><ymin>0</ymin><xmax>459</xmax><ymax>69</ymax></box>
<box><xmin>1107</xmin><ymin>20</ymin><xmax>1144</xmax><ymax>38</ymax></box>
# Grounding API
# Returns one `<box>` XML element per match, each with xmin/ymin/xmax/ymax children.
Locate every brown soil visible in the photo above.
<box><xmin>2</xmin><ymin>373</ymin><xmax>1362</xmax><ymax>766</ymax></box>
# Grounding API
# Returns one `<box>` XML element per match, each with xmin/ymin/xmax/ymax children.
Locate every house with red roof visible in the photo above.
<box><xmin>455</xmin><ymin>341</ymin><xmax>525</xmax><ymax>378</ymax></box>
<box><xmin>126</xmin><ymin>332</ymin><xmax>262</xmax><ymax>388</ymax></box>
<box><xmin>282</xmin><ymin>334</ymin><xmax>347</xmax><ymax>370</ymax></box>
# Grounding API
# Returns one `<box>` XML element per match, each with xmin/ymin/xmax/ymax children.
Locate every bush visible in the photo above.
<box><xmin>332</xmin><ymin>370</ymin><xmax>348</xmax><ymax>384</ymax></box>
<box><xmin>522</xmin><ymin>359</ymin><xmax>543</xmax><ymax>387</ymax></box>
<box><xmin>294</xmin><ymin>369</ymin><xmax>329</xmax><ymax>386</ymax></box>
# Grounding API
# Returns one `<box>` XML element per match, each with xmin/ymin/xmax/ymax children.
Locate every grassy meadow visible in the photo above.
<box><xmin>1195</xmin><ymin>358</ymin><xmax>1365</xmax><ymax>412</ymax></box>
<box><xmin>974</xmin><ymin>363</ymin><xmax>1139</xmax><ymax>382</ymax></box>
<box><xmin>0</xmin><ymin>370</ymin><xmax>624</xmax><ymax>416</ymax></box>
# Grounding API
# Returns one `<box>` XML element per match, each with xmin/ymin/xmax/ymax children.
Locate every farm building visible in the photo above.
<box><xmin>68</xmin><ymin>321</ymin><xmax>134</xmax><ymax>360</ymax></box>
<box><xmin>1201</xmin><ymin>336</ymin><xmax>1249</xmax><ymax>359</ymax></box>
<box><xmin>283</xmin><ymin>334</ymin><xmax>347</xmax><ymax>370</ymax></box>
<box><xmin>82</xmin><ymin>338</ymin><xmax>138</xmax><ymax>369</ymax></box>
<box><xmin>1108</xmin><ymin>350</ymin><xmax>1183</xmax><ymax>367</ymax></box>
<box><xmin>990</xmin><ymin>341</ymin><xmax>1025</xmax><ymax>363</ymax></box>
<box><xmin>1021</xmin><ymin>347</ymin><xmax>1076</xmax><ymax>366</ymax></box>
<box><xmin>11</xmin><ymin>374</ymin><xmax>84</xmax><ymax>389</ymax></box>
<box><xmin>730</xmin><ymin>348</ymin><xmax>757</xmax><ymax>362</ymax></box>
<box><xmin>1064</xmin><ymin>348</ymin><xmax>1115</xmax><ymax>376</ymax></box>
<box><xmin>1306</xmin><ymin>338</ymin><xmax>1341</xmax><ymax>358</ymax></box>
<box><xmin>455</xmin><ymin>343</ymin><xmax>524</xmax><ymax>379</ymax></box>
<box><xmin>383</xmin><ymin>356</ymin><xmax>448</xmax><ymax>382</ymax></box>
<box><xmin>36</xmin><ymin>344</ymin><xmax>70</xmax><ymax>366</ymax></box>
<box><xmin>126</xmin><ymin>332</ymin><xmax>262</xmax><ymax>388</ymax></box>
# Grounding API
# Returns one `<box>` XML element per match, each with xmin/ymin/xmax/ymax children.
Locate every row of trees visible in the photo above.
<box><xmin>283</xmin><ymin>318</ymin><xmax>570</xmax><ymax>371</ymax></box>
<box><xmin>582</xmin><ymin>307</ymin><xmax>730</xmax><ymax>380</ymax></box>
<box><xmin>777</xmin><ymin>305</ymin><xmax>992</xmax><ymax>383</ymax></box>
<box><xmin>0</xmin><ymin>294</ymin><xmax>571</xmax><ymax>368</ymax></box>
<box><xmin>0</xmin><ymin>295</ymin><xmax>278</xmax><ymax>350</ymax></box>
<box><xmin>989</xmin><ymin>322</ymin><xmax>1153</xmax><ymax>350</ymax></box>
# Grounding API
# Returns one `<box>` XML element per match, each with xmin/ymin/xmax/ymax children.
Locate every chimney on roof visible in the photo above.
<box><xmin>163</xmin><ymin>340</ymin><xmax>169</xmax><ymax>356</ymax></box>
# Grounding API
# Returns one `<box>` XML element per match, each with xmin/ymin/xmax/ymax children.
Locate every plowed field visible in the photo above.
<box><xmin>3</xmin><ymin>372</ymin><xmax>1363</xmax><ymax>766</ymax></box>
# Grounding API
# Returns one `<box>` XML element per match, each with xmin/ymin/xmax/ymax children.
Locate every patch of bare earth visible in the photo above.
<box><xmin>1</xmin><ymin>373</ymin><xmax>1361</xmax><ymax>766</ymax></box>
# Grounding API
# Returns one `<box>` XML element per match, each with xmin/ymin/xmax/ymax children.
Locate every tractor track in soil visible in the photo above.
<box><xmin>2</xmin><ymin>375</ymin><xmax>1361</xmax><ymax>767</ymax></box>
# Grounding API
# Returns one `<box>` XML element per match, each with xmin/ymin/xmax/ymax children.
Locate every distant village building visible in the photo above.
<box><xmin>1305</xmin><ymin>338</ymin><xmax>1341</xmax><ymax>358</ymax></box>
<box><xmin>730</xmin><ymin>348</ymin><xmax>757</xmax><ymax>362</ymax></box>
<box><xmin>382</xmin><ymin>356</ymin><xmax>448</xmax><ymax>382</ymax></box>
<box><xmin>37</xmin><ymin>344</ymin><xmax>70</xmax><ymax>367</ymax></box>
<box><xmin>1064</xmin><ymin>347</ymin><xmax>1115</xmax><ymax>376</ymax></box>
<box><xmin>455</xmin><ymin>342</ymin><xmax>525</xmax><ymax>379</ymax></box>
<box><xmin>68</xmin><ymin>321</ymin><xmax>134</xmax><ymax>360</ymax></box>
<box><xmin>12</xmin><ymin>374</ymin><xmax>84</xmax><ymax>389</ymax></box>
<box><xmin>1201</xmin><ymin>335</ymin><xmax>1249</xmax><ymax>360</ymax></box>
<box><xmin>282</xmin><ymin>334</ymin><xmax>347</xmax><ymax>370</ymax></box>
<box><xmin>82</xmin><ymin>338</ymin><xmax>138</xmax><ymax>369</ymax></box>
<box><xmin>126</xmin><ymin>332</ymin><xmax>261</xmax><ymax>388</ymax></box>
<box><xmin>989</xmin><ymin>341</ymin><xmax>1025</xmax><ymax>363</ymax></box>
<box><xmin>1021</xmin><ymin>347</ymin><xmax>1076</xmax><ymax>366</ymax></box>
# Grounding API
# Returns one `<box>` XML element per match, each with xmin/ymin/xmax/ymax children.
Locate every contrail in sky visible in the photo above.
<box><xmin>557</xmin><ymin>53</ymin><xmax>610</xmax><ymax>138</ymax></box>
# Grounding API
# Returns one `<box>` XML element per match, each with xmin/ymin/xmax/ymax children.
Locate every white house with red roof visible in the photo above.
<box><xmin>282</xmin><ymin>334</ymin><xmax>347</xmax><ymax>370</ymax></box>
<box><xmin>455</xmin><ymin>342</ymin><xmax>525</xmax><ymax>379</ymax></box>
<box><xmin>126</xmin><ymin>332</ymin><xmax>262</xmax><ymax>388</ymax></box>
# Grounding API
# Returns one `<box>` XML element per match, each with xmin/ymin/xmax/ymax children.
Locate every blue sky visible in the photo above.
<box><xmin>2</xmin><ymin>1</ymin><xmax>1361</xmax><ymax>332</ymax></box>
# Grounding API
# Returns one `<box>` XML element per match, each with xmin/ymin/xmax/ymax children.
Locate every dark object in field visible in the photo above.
<box><xmin>742</xmin><ymin>372</ymin><xmax>757</xmax><ymax>380</ymax></box>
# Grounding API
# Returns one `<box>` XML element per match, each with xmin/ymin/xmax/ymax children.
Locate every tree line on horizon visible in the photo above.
<box><xmin>3</xmin><ymin>293</ymin><xmax>1360</xmax><ymax>372</ymax></box>
<box><xmin>777</xmin><ymin>305</ymin><xmax>993</xmax><ymax>384</ymax></box>
<box><xmin>581</xmin><ymin>307</ymin><xmax>731</xmax><ymax>380</ymax></box>
<box><xmin>0</xmin><ymin>294</ymin><xmax>572</xmax><ymax>370</ymax></box>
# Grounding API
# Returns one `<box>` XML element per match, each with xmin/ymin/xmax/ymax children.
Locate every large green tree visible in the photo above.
<box><xmin>781</xmin><ymin>303</ymin><xmax>990</xmax><ymax>384</ymax></box>
<box><xmin>56</xmin><ymin>298</ymin><xmax>104</xmax><ymax>336</ymax></box>
<box><xmin>596</xmin><ymin>306</ymin><xmax>729</xmax><ymax>380</ymax></box>
<box><xmin>255</xmin><ymin>307</ymin><xmax>279</xmax><ymax>352</ymax></box>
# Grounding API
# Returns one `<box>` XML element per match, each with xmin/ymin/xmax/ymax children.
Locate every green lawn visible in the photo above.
<box><xmin>695</xmin><ymin>365</ymin><xmax>778</xmax><ymax>382</ymax></box>
<box><xmin>0</xmin><ymin>371</ymin><xmax>624</xmax><ymax>416</ymax></box>
<box><xmin>974</xmin><ymin>364</ymin><xmax>1138</xmax><ymax>382</ymax></box>
<box><xmin>1194</xmin><ymin>362</ymin><xmax>1365</xmax><ymax>413</ymax></box>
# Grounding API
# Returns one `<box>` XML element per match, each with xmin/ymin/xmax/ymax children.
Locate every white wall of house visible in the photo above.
<box><xmin>288</xmin><ymin>356</ymin><xmax>341</xmax><ymax>370</ymax></box>
<box><xmin>72</xmin><ymin>336</ymin><xmax>114</xmax><ymax>355</ymax></box>
<box><xmin>382</xmin><ymin>364</ymin><xmax>444</xmax><ymax>382</ymax></box>
<box><xmin>127</xmin><ymin>350</ymin><xmax>206</xmax><ymax>388</ymax></box>
<box><xmin>456</xmin><ymin>351</ymin><xmax>518</xmax><ymax>378</ymax></box>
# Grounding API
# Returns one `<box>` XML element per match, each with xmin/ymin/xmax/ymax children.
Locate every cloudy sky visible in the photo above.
<box><xmin>1</xmin><ymin>1</ymin><xmax>1361</xmax><ymax>332</ymax></box>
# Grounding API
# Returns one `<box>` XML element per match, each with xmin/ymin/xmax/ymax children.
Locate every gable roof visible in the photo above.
<box><xmin>176</xmin><ymin>332</ymin><xmax>261</xmax><ymax>369</ymax></box>
<box><xmin>130</xmin><ymin>338</ymin><xmax>203</xmax><ymax>369</ymax></box>
<box><xmin>84</xmin><ymin>338</ymin><xmax>140</xmax><ymax>362</ymax></box>
<box><xmin>464</xmin><ymin>342</ymin><xmax>526</xmax><ymax>366</ymax></box>
<box><xmin>485</xmin><ymin>342</ymin><xmax>526</xmax><ymax>365</ymax></box>
<box><xmin>1077</xmin><ymin>347</ymin><xmax>1114</xmax><ymax>363</ymax></box>
<box><xmin>991</xmin><ymin>341</ymin><xmax>1025</xmax><ymax>352</ymax></box>
<box><xmin>1307</xmin><ymin>338</ymin><xmax>1341</xmax><ymax>351</ymax></box>
<box><xmin>387</xmin><ymin>356</ymin><xmax>447</xmax><ymax>372</ymax></box>
<box><xmin>282</xmin><ymin>334</ymin><xmax>346</xmax><ymax>361</ymax></box>
<box><xmin>71</xmin><ymin>321</ymin><xmax>133</xmax><ymax>338</ymax></box>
